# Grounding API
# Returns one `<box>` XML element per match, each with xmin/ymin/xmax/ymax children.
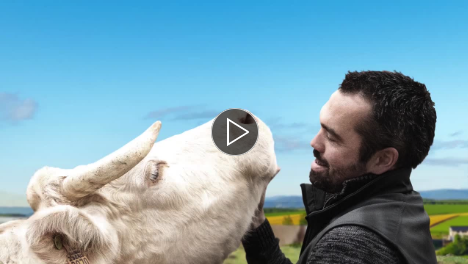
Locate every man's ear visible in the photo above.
<box><xmin>26</xmin><ymin>205</ymin><xmax>118</xmax><ymax>264</ymax></box>
<box><xmin>366</xmin><ymin>147</ymin><xmax>399</xmax><ymax>175</ymax></box>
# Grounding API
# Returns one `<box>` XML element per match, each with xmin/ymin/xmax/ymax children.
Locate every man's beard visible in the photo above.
<box><xmin>309</xmin><ymin>149</ymin><xmax>367</xmax><ymax>194</ymax></box>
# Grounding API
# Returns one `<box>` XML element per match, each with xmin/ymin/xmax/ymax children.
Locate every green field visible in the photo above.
<box><xmin>424</xmin><ymin>204</ymin><xmax>468</xmax><ymax>216</ymax></box>
<box><xmin>263</xmin><ymin>204</ymin><xmax>468</xmax><ymax>218</ymax></box>
<box><xmin>431</xmin><ymin>216</ymin><xmax>468</xmax><ymax>238</ymax></box>
<box><xmin>222</xmin><ymin>245</ymin><xmax>467</xmax><ymax>264</ymax></box>
<box><xmin>0</xmin><ymin>214</ymin><xmax>26</xmax><ymax>217</ymax></box>
<box><xmin>437</xmin><ymin>256</ymin><xmax>468</xmax><ymax>264</ymax></box>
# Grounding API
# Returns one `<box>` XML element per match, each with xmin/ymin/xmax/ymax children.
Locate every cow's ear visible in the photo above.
<box><xmin>26</xmin><ymin>205</ymin><xmax>118</xmax><ymax>264</ymax></box>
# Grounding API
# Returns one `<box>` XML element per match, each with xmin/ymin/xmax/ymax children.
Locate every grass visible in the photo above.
<box><xmin>437</xmin><ymin>255</ymin><xmax>468</xmax><ymax>264</ymax></box>
<box><xmin>223</xmin><ymin>245</ymin><xmax>467</xmax><ymax>264</ymax></box>
<box><xmin>424</xmin><ymin>204</ymin><xmax>468</xmax><ymax>216</ymax></box>
<box><xmin>431</xmin><ymin>216</ymin><xmax>468</xmax><ymax>238</ymax></box>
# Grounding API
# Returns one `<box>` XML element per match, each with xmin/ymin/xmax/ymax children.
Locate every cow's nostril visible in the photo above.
<box><xmin>240</xmin><ymin>113</ymin><xmax>255</xmax><ymax>124</ymax></box>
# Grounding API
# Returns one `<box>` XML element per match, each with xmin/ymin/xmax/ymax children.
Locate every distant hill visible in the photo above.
<box><xmin>0</xmin><ymin>206</ymin><xmax>33</xmax><ymax>217</ymax></box>
<box><xmin>265</xmin><ymin>189</ymin><xmax>468</xmax><ymax>208</ymax></box>
<box><xmin>264</xmin><ymin>196</ymin><xmax>304</xmax><ymax>208</ymax></box>
<box><xmin>419</xmin><ymin>189</ymin><xmax>468</xmax><ymax>200</ymax></box>
<box><xmin>0</xmin><ymin>191</ymin><xmax>29</xmax><ymax>207</ymax></box>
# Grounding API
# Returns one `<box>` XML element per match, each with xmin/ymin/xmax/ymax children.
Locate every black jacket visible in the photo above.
<box><xmin>242</xmin><ymin>167</ymin><xmax>437</xmax><ymax>264</ymax></box>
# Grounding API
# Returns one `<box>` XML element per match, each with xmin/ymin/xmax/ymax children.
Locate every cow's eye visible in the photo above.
<box><xmin>53</xmin><ymin>234</ymin><xmax>64</xmax><ymax>250</ymax></box>
<box><xmin>146</xmin><ymin>160</ymin><xmax>167</xmax><ymax>185</ymax></box>
<box><xmin>150</xmin><ymin>171</ymin><xmax>159</xmax><ymax>181</ymax></box>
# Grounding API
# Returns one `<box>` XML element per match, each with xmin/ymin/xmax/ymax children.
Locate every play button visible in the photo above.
<box><xmin>227</xmin><ymin>118</ymin><xmax>249</xmax><ymax>146</ymax></box>
<box><xmin>212</xmin><ymin>109</ymin><xmax>259</xmax><ymax>155</ymax></box>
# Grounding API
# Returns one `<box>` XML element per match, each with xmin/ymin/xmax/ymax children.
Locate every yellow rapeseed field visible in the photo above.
<box><xmin>267</xmin><ymin>214</ymin><xmax>305</xmax><ymax>225</ymax></box>
<box><xmin>429</xmin><ymin>214</ymin><xmax>460</xmax><ymax>227</ymax></box>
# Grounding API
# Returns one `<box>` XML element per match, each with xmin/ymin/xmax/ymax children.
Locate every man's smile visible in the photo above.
<box><xmin>312</xmin><ymin>158</ymin><xmax>329</xmax><ymax>172</ymax></box>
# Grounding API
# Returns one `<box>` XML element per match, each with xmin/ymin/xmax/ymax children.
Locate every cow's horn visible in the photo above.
<box><xmin>62</xmin><ymin>121</ymin><xmax>161</xmax><ymax>200</ymax></box>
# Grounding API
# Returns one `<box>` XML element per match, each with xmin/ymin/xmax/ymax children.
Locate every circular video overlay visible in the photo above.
<box><xmin>211</xmin><ymin>108</ymin><xmax>259</xmax><ymax>155</ymax></box>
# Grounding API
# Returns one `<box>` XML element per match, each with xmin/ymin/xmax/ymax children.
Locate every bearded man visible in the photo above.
<box><xmin>242</xmin><ymin>71</ymin><xmax>438</xmax><ymax>264</ymax></box>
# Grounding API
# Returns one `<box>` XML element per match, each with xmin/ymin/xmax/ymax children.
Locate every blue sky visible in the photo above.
<box><xmin>0</xmin><ymin>1</ymin><xmax>467</xmax><ymax>198</ymax></box>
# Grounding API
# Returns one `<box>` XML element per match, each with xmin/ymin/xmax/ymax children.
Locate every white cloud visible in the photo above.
<box><xmin>0</xmin><ymin>93</ymin><xmax>38</xmax><ymax>124</ymax></box>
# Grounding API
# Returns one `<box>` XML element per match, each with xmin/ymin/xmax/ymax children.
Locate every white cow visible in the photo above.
<box><xmin>0</xmin><ymin>112</ymin><xmax>279</xmax><ymax>264</ymax></box>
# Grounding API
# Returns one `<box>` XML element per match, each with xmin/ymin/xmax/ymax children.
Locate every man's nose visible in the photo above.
<box><xmin>310</xmin><ymin>132</ymin><xmax>324</xmax><ymax>152</ymax></box>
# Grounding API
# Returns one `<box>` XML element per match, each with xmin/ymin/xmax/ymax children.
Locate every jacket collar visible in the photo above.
<box><xmin>300</xmin><ymin>167</ymin><xmax>413</xmax><ymax>215</ymax></box>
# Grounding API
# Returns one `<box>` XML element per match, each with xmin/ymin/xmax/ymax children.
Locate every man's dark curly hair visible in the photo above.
<box><xmin>339</xmin><ymin>70</ymin><xmax>437</xmax><ymax>169</ymax></box>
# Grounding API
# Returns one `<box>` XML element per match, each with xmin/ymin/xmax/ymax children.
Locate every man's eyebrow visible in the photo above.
<box><xmin>321</xmin><ymin>123</ymin><xmax>343</xmax><ymax>142</ymax></box>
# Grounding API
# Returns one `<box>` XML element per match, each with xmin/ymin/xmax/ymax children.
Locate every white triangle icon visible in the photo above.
<box><xmin>227</xmin><ymin>118</ymin><xmax>249</xmax><ymax>146</ymax></box>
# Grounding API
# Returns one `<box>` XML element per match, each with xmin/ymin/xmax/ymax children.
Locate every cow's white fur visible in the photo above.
<box><xmin>0</xmin><ymin>115</ymin><xmax>278</xmax><ymax>264</ymax></box>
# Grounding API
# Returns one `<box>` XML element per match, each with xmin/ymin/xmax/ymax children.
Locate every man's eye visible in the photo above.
<box><xmin>326</xmin><ymin>134</ymin><xmax>335</xmax><ymax>142</ymax></box>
